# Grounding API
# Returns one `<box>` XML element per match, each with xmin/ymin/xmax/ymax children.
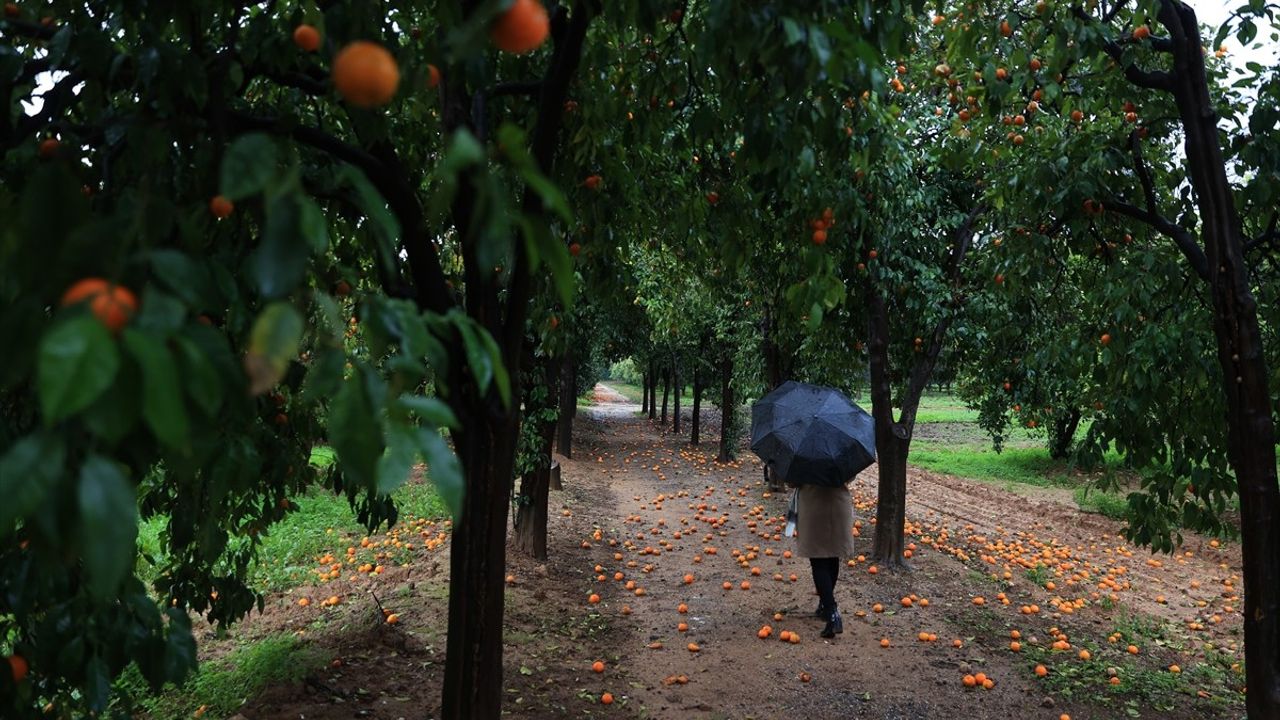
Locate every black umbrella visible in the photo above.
<box><xmin>750</xmin><ymin>381</ymin><xmax>876</xmax><ymax>488</ymax></box>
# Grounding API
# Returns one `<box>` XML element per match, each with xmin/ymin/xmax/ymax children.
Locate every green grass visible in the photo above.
<box><xmin>136</xmin><ymin>447</ymin><xmax>448</xmax><ymax>593</ymax></box>
<box><xmin>603</xmin><ymin>382</ymin><xmax>645</xmax><ymax>404</ymax></box>
<box><xmin>117</xmin><ymin>632</ymin><xmax>325</xmax><ymax>720</ymax></box>
<box><xmin>912</xmin><ymin>391</ymin><xmax>980</xmax><ymax>423</ymax></box>
<box><xmin>1073</xmin><ymin>486</ymin><xmax>1130</xmax><ymax>520</ymax></box>
<box><xmin>249</xmin><ymin>480</ymin><xmax>447</xmax><ymax>591</ymax></box>
<box><xmin>909</xmin><ymin>444</ymin><xmax>1072</xmax><ymax>489</ymax></box>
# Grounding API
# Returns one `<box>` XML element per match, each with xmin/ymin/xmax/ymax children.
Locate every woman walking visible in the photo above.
<box><xmin>794</xmin><ymin>482</ymin><xmax>857</xmax><ymax>638</ymax></box>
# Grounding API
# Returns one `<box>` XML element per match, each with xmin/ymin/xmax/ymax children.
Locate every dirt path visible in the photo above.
<box><xmin>230</xmin><ymin>384</ymin><xmax>1243</xmax><ymax>719</ymax></box>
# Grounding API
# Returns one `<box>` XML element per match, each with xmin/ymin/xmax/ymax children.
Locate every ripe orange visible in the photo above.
<box><xmin>1169</xmin><ymin>664</ymin><xmax>1181</xmax><ymax>673</ymax></box>
<box><xmin>999</xmin><ymin>20</ymin><xmax>1012</xmax><ymax>37</ymax></box>
<box><xmin>1035</xmin><ymin>664</ymin><xmax>1048</xmax><ymax>677</ymax></box>
<box><xmin>332</xmin><ymin>41</ymin><xmax>400</xmax><ymax>108</ymax></box>
<box><xmin>706</xmin><ymin>191</ymin><xmax>720</xmax><ymax>205</ymax></box>
<box><xmin>1078</xmin><ymin>650</ymin><xmax>1091</xmax><ymax>661</ymax></box>
<box><xmin>293</xmin><ymin>24</ymin><xmax>321</xmax><ymax>52</ymax></box>
<box><xmin>722</xmin><ymin>581</ymin><xmax>732</xmax><ymax>590</ymax></box>
<box><xmin>1133</xmin><ymin>25</ymin><xmax>1150</xmax><ymax>40</ymax></box>
<box><xmin>677</xmin><ymin>603</ymin><xmax>688</xmax><ymax>614</ymax></box>
<box><xmin>61</xmin><ymin>278</ymin><xmax>138</xmax><ymax>333</ymax></box>
<box><xmin>1010</xmin><ymin>641</ymin><xmax>1022</xmax><ymax>652</ymax></box>
<box><xmin>38</xmin><ymin>138</ymin><xmax>59</xmax><ymax>159</ymax></box>
<box><xmin>900</xmin><ymin>597</ymin><xmax>913</xmax><ymax>608</ymax></box>
<box><xmin>584</xmin><ymin>174</ymin><xmax>603</xmax><ymax>190</ymax></box>
<box><xmin>9</xmin><ymin>655</ymin><xmax>28</xmax><ymax>683</ymax></box>
<box><xmin>592</xmin><ymin>660</ymin><xmax>605</xmax><ymax>673</ymax></box>
<box><xmin>962</xmin><ymin>674</ymin><xmax>976</xmax><ymax>687</ymax></box>
<box><xmin>210</xmin><ymin>195</ymin><xmax>234</xmax><ymax>218</ymax></box>
<box><xmin>812</xmin><ymin>229</ymin><xmax>827</xmax><ymax>245</ymax></box>
<box><xmin>298</xmin><ymin>597</ymin><xmax>311</xmax><ymax>607</ymax></box>
<box><xmin>385</xmin><ymin>613</ymin><xmax>400</xmax><ymax>624</ymax></box>
<box><xmin>3</xmin><ymin>3</ymin><xmax>18</xmax><ymax>19</ymax></box>
<box><xmin>879</xmin><ymin>638</ymin><xmax>890</xmax><ymax>648</ymax></box>
<box><xmin>1127</xmin><ymin>645</ymin><xmax>1139</xmax><ymax>655</ymax></box>
<box><xmin>758</xmin><ymin>625</ymin><xmax>772</xmax><ymax>639</ymax></box>
<box><xmin>683</xmin><ymin>573</ymin><xmax>694</xmax><ymax>584</ymax></box>
<box><xmin>427</xmin><ymin>64</ymin><xmax>441</xmax><ymax>89</ymax></box>
<box><xmin>1100</xmin><ymin>333</ymin><xmax>1112</xmax><ymax>346</ymax></box>
<box><xmin>686</xmin><ymin>642</ymin><xmax>700</xmax><ymax>652</ymax></box>
<box><xmin>600</xmin><ymin>692</ymin><xmax>614</xmax><ymax>705</ymax></box>
<box><xmin>677</xmin><ymin>622</ymin><xmax>689</xmax><ymax>632</ymax></box>
<box><xmin>588</xmin><ymin>593</ymin><xmax>601</xmax><ymax>604</ymax></box>
<box><xmin>490</xmin><ymin>0</ymin><xmax>549</xmax><ymax>54</ymax></box>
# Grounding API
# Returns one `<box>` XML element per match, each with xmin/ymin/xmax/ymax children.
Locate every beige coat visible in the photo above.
<box><xmin>793</xmin><ymin>484</ymin><xmax>857</xmax><ymax>559</ymax></box>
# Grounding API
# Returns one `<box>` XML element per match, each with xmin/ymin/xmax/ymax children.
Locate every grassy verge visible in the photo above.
<box><xmin>137</xmin><ymin>447</ymin><xmax>448</xmax><ymax>592</ymax></box>
<box><xmin>117</xmin><ymin>632</ymin><xmax>325</xmax><ymax>720</ymax></box>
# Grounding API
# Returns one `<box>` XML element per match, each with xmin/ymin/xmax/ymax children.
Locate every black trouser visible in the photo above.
<box><xmin>810</xmin><ymin>557</ymin><xmax>840</xmax><ymax>612</ymax></box>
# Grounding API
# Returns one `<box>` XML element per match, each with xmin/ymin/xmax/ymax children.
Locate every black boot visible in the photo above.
<box><xmin>821</xmin><ymin>608</ymin><xmax>843</xmax><ymax>638</ymax></box>
<box><xmin>814</xmin><ymin>602</ymin><xmax>831</xmax><ymax>619</ymax></box>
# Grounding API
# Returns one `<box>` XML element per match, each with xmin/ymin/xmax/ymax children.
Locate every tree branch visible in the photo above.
<box><xmin>1075</xmin><ymin>5</ymin><xmax>1174</xmax><ymax>90</ymax></box>
<box><xmin>1105</xmin><ymin>199</ymin><xmax>1210</xmax><ymax>280</ymax></box>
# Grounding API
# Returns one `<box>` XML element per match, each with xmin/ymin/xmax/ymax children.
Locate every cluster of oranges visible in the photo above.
<box><xmin>808</xmin><ymin>207</ymin><xmax>836</xmax><ymax>246</ymax></box>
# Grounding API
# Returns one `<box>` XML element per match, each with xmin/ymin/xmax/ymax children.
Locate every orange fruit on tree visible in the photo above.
<box><xmin>209</xmin><ymin>194</ymin><xmax>234</xmax><ymax>218</ymax></box>
<box><xmin>9</xmin><ymin>655</ymin><xmax>28</xmax><ymax>683</ymax></box>
<box><xmin>38</xmin><ymin>137</ymin><xmax>59</xmax><ymax>159</ymax></box>
<box><xmin>61</xmin><ymin>278</ymin><xmax>138</xmax><ymax>333</ymax></box>
<box><xmin>490</xmin><ymin>0</ymin><xmax>549</xmax><ymax>54</ymax></box>
<box><xmin>332</xmin><ymin>41</ymin><xmax>400</xmax><ymax>108</ymax></box>
<box><xmin>293</xmin><ymin>24</ymin><xmax>321</xmax><ymax>52</ymax></box>
<box><xmin>427</xmin><ymin>64</ymin><xmax>441</xmax><ymax>89</ymax></box>
<box><xmin>1133</xmin><ymin>25</ymin><xmax>1150</xmax><ymax>40</ymax></box>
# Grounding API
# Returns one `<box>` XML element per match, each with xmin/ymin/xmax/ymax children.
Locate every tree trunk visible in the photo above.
<box><xmin>1159</xmin><ymin>5</ymin><xmax>1280</xmax><ymax>715</ymax></box>
<box><xmin>641</xmin><ymin>371</ymin><xmax>650</xmax><ymax>414</ymax></box>
<box><xmin>717</xmin><ymin>355</ymin><xmax>735</xmax><ymax>463</ymax></box>
<box><xmin>660</xmin><ymin>367</ymin><xmax>670</xmax><ymax>425</ymax></box>
<box><xmin>514</xmin><ymin>357</ymin><xmax>560</xmax><ymax>560</ymax></box>
<box><xmin>870</xmin><ymin>434</ymin><xmax>910</xmax><ymax>567</ymax></box>
<box><xmin>556</xmin><ymin>352</ymin><xmax>575</xmax><ymax>459</ymax></box>
<box><xmin>649</xmin><ymin>358</ymin><xmax>659</xmax><ymax>420</ymax></box>
<box><xmin>691</xmin><ymin>367</ymin><xmax>701</xmax><ymax>445</ymax></box>
<box><xmin>1048</xmin><ymin>408</ymin><xmax>1082</xmax><ymax>460</ymax></box>
<box><xmin>672</xmin><ymin>358</ymin><xmax>681</xmax><ymax>435</ymax></box>
<box><xmin>441</xmin><ymin>403</ymin><xmax>519</xmax><ymax>720</ymax></box>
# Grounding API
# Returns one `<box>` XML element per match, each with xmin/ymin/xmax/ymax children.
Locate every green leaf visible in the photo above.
<box><xmin>124</xmin><ymin>330</ymin><xmax>190</xmax><ymax>449</ymax></box>
<box><xmin>220</xmin><ymin>133</ymin><xmax>279</xmax><ymax>201</ymax></box>
<box><xmin>453</xmin><ymin>314</ymin><xmax>494</xmax><ymax>395</ymax></box>
<box><xmin>302</xmin><ymin>347</ymin><xmax>346</xmax><ymax>403</ymax></box>
<box><xmin>78</xmin><ymin>455</ymin><xmax>138</xmax><ymax>598</ymax></box>
<box><xmin>37</xmin><ymin>316</ymin><xmax>120</xmax><ymax>424</ymax></box>
<box><xmin>329</xmin><ymin>366</ymin><xmax>384</xmax><ymax>490</ymax></box>
<box><xmin>0</xmin><ymin>433</ymin><xmax>65</xmax><ymax>532</ymax></box>
<box><xmin>376</xmin><ymin>424</ymin><xmax>418</xmax><ymax>495</ymax></box>
<box><xmin>244</xmin><ymin>302</ymin><xmax>304</xmax><ymax>396</ymax></box>
<box><xmin>397</xmin><ymin>395</ymin><xmax>459</xmax><ymax>428</ymax></box>
<box><xmin>298</xmin><ymin>195</ymin><xmax>330</xmax><ymax>253</ymax></box>
<box><xmin>418</xmin><ymin>428</ymin><xmax>463</xmax><ymax>520</ymax></box>
<box><xmin>252</xmin><ymin>191</ymin><xmax>310</xmax><ymax>299</ymax></box>
<box><xmin>173</xmin><ymin>335</ymin><xmax>223</xmax><ymax>416</ymax></box>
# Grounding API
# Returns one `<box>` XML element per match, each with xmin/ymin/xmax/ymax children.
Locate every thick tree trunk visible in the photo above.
<box><xmin>556</xmin><ymin>352</ymin><xmax>575</xmax><ymax>459</ymax></box>
<box><xmin>865</xmin><ymin>280</ymin><xmax>911</xmax><ymax>571</ymax></box>
<box><xmin>672</xmin><ymin>358</ymin><xmax>681</xmax><ymax>435</ymax></box>
<box><xmin>514</xmin><ymin>357</ymin><xmax>560</xmax><ymax>560</ymax></box>
<box><xmin>441</xmin><ymin>405</ymin><xmax>519</xmax><ymax>720</ymax></box>
<box><xmin>870</xmin><ymin>435</ymin><xmax>910</xmax><ymax>566</ymax></box>
<box><xmin>717</xmin><ymin>355</ymin><xmax>735</xmax><ymax>463</ymax></box>
<box><xmin>1048</xmin><ymin>408</ymin><xmax>1081</xmax><ymax>460</ymax></box>
<box><xmin>660</xmin><ymin>367</ymin><xmax>670</xmax><ymax>425</ymax></box>
<box><xmin>1159</xmin><ymin>5</ymin><xmax>1280</xmax><ymax>715</ymax></box>
<box><xmin>761</xmin><ymin>309</ymin><xmax>791</xmax><ymax>391</ymax></box>
<box><xmin>691</xmin><ymin>367</ymin><xmax>702</xmax><ymax>446</ymax></box>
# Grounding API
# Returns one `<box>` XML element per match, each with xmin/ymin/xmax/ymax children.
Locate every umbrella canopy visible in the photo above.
<box><xmin>750</xmin><ymin>381</ymin><xmax>876</xmax><ymax>487</ymax></box>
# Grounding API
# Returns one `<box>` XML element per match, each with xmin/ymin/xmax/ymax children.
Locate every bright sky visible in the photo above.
<box><xmin>1194</xmin><ymin>0</ymin><xmax>1279</xmax><ymax>86</ymax></box>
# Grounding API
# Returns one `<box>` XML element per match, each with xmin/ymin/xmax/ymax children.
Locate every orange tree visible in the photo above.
<box><xmin>0</xmin><ymin>0</ymin><xmax>597</xmax><ymax>717</ymax></box>
<box><xmin>930</xmin><ymin>0</ymin><xmax>1280</xmax><ymax>713</ymax></box>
